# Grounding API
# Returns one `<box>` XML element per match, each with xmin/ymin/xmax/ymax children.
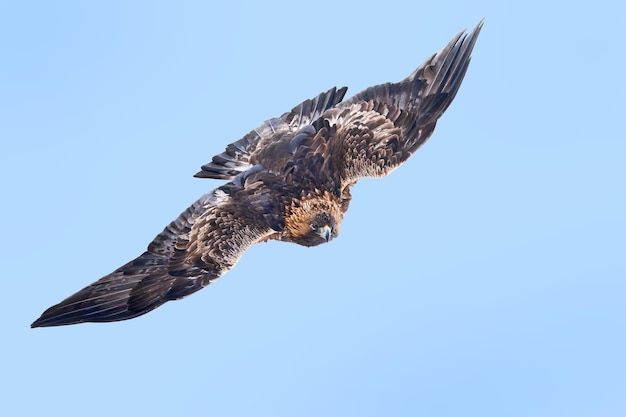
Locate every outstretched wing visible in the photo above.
<box><xmin>194</xmin><ymin>86</ymin><xmax>348</xmax><ymax>180</ymax></box>
<box><xmin>315</xmin><ymin>21</ymin><xmax>482</xmax><ymax>184</ymax></box>
<box><xmin>31</xmin><ymin>171</ymin><xmax>284</xmax><ymax>327</ymax></box>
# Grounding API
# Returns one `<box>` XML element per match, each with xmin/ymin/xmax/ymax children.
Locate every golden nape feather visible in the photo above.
<box><xmin>32</xmin><ymin>21</ymin><xmax>483</xmax><ymax>327</ymax></box>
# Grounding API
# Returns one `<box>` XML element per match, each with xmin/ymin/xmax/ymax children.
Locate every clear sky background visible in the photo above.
<box><xmin>1</xmin><ymin>1</ymin><xmax>625</xmax><ymax>416</ymax></box>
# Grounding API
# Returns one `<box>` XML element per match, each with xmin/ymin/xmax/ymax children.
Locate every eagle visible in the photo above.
<box><xmin>32</xmin><ymin>21</ymin><xmax>483</xmax><ymax>327</ymax></box>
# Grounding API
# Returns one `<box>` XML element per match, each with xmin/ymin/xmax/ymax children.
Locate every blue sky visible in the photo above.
<box><xmin>2</xmin><ymin>1</ymin><xmax>625</xmax><ymax>416</ymax></box>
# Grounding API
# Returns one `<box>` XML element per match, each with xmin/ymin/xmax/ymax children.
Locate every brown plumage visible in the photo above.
<box><xmin>31</xmin><ymin>21</ymin><xmax>483</xmax><ymax>327</ymax></box>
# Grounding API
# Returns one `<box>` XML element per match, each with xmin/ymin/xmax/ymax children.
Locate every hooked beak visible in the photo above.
<box><xmin>318</xmin><ymin>225</ymin><xmax>332</xmax><ymax>242</ymax></box>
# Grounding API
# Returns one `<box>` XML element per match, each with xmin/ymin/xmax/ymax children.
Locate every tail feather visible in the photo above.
<box><xmin>194</xmin><ymin>87</ymin><xmax>348</xmax><ymax>179</ymax></box>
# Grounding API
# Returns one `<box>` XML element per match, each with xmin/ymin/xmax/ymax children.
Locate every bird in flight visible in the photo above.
<box><xmin>32</xmin><ymin>21</ymin><xmax>483</xmax><ymax>327</ymax></box>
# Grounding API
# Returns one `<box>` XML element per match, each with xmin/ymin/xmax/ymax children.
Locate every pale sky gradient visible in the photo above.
<box><xmin>2</xmin><ymin>1</ymin><xmax>625</xmax><ymax>416</ymax></box>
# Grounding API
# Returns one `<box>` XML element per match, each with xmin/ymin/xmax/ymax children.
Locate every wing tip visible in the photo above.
<box><xmin>416</xmin><ymin>18</ymin><xmax>484</xmax><ymax>114</ymax></box>
<box><xmin>30</xmin><ymin>299</ymin><xmax>145</xmax><ymax>328</ymax></box>
<box><xmin>31</xmin><ymin>319</ymin><xmax>70</xmax><ymax>328</ymax></box>
<box><xmin>30</xmin><ymin>319</ymin><xmax>45</xmax><ymax>328</ymax></box>
<box><xmin>31</xmin><ymin>303</ymin><xmax>63</xmax><ymax>328</ymax></box>
<box><xmin>31</xmin><ymin>309</ymin><xmax>81</xmax><ymax>328</ymax></box>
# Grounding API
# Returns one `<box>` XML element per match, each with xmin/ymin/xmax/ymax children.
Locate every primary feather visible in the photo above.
<box><xmin>32</xmin><ymin>21</ymin><xmax>483</xmax><ymax>327</ymax></box>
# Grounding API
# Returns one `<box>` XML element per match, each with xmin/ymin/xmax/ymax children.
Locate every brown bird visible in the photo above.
<box><xmin>32</xmin><ymin>21</ymin><xmax>483</xmax><ymax>327</ymax></box>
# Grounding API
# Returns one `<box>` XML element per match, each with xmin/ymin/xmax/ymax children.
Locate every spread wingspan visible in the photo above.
<box><xmin>32</xmin><ymin>21</ymin><xmax>482</xmax><ymax>327</ymax></box>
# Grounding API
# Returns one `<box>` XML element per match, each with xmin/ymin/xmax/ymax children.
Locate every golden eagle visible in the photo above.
<box><xmin>32</xmin><ymin>21</ymin><xmax>483</xmax><ymax>327</ymax></box>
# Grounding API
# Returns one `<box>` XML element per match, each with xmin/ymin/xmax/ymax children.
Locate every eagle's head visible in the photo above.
<box><xmin>285</xmin><ymin>192</ymin><xmax>342</xmax><ymax>247</ymax></box>
<box><xmin>306</xmin><ymin>211</ymin><xmax>340</xmax><ymax>246</ymax></box>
